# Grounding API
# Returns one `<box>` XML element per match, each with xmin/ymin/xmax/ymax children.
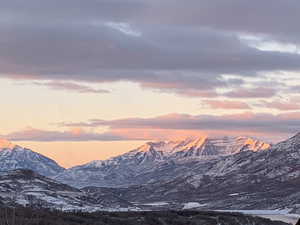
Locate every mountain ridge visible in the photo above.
<box><xmin>0</xmin><ymin>142</ymin><xmax>65</xmax><ymax>177</ymax></box>
<box><xmin>82</xmin><ymin>133</ymin><xmax>300</xmax><ymax>213</ymax></box>
<box><xmin>54</xmin><ymin>136</ymin><xmax>270</xmax><ymax>188</ymax></box>
<box><xmin>0</xmin><ymin>134</ymin><xmax>299</xmax><ymax>214</ymax></box>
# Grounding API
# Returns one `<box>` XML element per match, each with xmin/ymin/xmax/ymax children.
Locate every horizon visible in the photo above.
<box><xmin>1</xmin><ymin>0</ymin><xmax>300</xmax><ymax>167</ymax></box>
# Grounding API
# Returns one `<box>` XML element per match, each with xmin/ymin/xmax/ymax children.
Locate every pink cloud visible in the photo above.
<box><xmin>224</xmin><ymin>87</ymin><xmax>277</xmax><ymax>98</ymax></box>
<box><xmin>0</xmin><ymin>128</ymin><xmax>127</xmax><ymax>142</ymax></box>
<box><xmin>261</xmin><ymin>100</ymin><xmax>300</xmax><ymax>111</ymax></box>
<box><xmin>203</xmin><ymin>100</ymin><xmax>251</xmax><ymax>109</ymax></box>
<box><xmin>60</xmin><ymin>112</ymin><xmax>300</xmax><ymax>142</ymax></box>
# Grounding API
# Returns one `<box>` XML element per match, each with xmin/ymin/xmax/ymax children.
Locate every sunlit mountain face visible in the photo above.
<box><xmin>0</xmin><ymin>139</ymin><xmax>15</xmax><ymax>149</ymax></box>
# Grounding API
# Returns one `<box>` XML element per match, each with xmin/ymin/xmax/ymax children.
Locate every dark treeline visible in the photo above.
<box><xmin>0</xmin><ymin>207</ymin><xmax>290</xmax><ymax>225</ymax></box>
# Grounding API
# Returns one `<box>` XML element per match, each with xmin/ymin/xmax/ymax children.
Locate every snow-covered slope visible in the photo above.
<box><xmin>0</xmin><ymin>134</ymin><xmax>299</xmax><ymax>214</ymax></box>
<box><xmin>0</xmin><ymin>169</ymin><xmax>92</xmax><ymax>211</ymax></box>
<box><xmin>54</xmin><ymin>136</ymin><xmax>270</xmax><ymax>187</ymax></box>
<box><xmin>0</xmin><ymin>139</ymin><xmax>64</xmax><ymax>176</ymax></box>
<box><xmin>0</xmin><ymin>169</ymin><xmax>135</xmax><ymax>211</ymax></box>
<box><xmin>91</xmin><ymin>133</ymin><xmax>299</xmax><ymax>213</ymax></box>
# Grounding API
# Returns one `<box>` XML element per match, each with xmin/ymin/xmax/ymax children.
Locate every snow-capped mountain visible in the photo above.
<box><xmin>54</xmin><ymin>136</ymin><xmax>270</xmax><ymax>188</ymax></box>
<box><xmin>0</xmin><ymin>139</ymin><xmax>64</xmax><ymax>176</ymax></box>
<box><xmin>87</xmin><ymin>133</ymin><xmax>299</xmax><ymax>213</ymax></box>
<box><xmin>0</xmin><ymin>134</ymin><xmax>299</xmax><ymax>214</ymax></box>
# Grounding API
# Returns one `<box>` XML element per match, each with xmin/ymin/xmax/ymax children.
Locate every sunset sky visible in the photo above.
<box><xmin>1</xmin><ymin>0</ymin><xmax>300</xmax><ymax>167</ymax></box>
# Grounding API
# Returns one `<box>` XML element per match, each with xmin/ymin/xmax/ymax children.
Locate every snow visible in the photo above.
<box><xmin>229</xmin><ymin>193</ymin><xmax>240</xmax><ymax>196</ymax></box>
<box><xmin>258</xmin><ymin>214</ymin><xmax>300</xmax><ymax>224</ymax></box>
<box><xmin>55</xmin><ymin>136</ymin><xmax>270</xmax><ymax>188</ymax></box>
<box><xmin>140</xmin><ymin>202</ymin><xmax>169</xmax><ymax>206</ymax></box>
<box><xmin>215</xmin><ymin>209</ymin><xmax>300</xmax><ymax>224</ymax></box>
<box><xmin>182</xmin><ymin>202</ymin><xmax>207</xmax><ymax>209</ymax></box>
<box><xmin>216</xmin><ymin>209</ymin><xmax>293</xmax><ymax>215</ymax></box>
<box><xmin>0</xmin><ymin>144</ymin><xmax>64</xmax><ymax>177</ymax></box>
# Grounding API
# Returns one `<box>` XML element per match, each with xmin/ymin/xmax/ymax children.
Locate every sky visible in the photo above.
<box><xmin>1</xmin><ymin>0</ymin><xmax>300</xmax><ymax>167</ymax></box>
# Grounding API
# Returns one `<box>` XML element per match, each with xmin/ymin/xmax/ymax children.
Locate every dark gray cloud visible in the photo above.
<box><xmin>144</xmin><ymin>0</ymin><xmax>300</xmax><ymax>44</ymax></box>
<box><xmin>0</xmin><ymin>0</ymin><xmax>299</xmax><ymax>97</ymax></box>
<box><xmin>0</xmin><ymin>0</ymin><xmax>146</xmax><ymax>23</ymax></box>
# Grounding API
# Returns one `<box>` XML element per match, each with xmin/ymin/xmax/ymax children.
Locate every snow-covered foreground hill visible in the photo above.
<box><xmin>0</xmin><ymin>169</ymin><xmax>137</xmax><ymax>211</ymax></box>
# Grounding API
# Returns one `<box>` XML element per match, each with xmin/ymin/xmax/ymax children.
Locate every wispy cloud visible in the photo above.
<box><xmin>203</xmin><ymin>100</ymin><xmax>251</xmax><ymax>109</ymax></box>
<box><xmin>260</xmin><ymin>100</ymin><xmax>300</xmax><ymax>111</ymax></box>
<box><xmin>223</xmin><ymin>87</ymin><xmax>277</xmax><ymax>98</ymax></box>
<box><xmin>32</xmin><ymin>81</ymin><xmax>110</xmax><ymax>94</ymax></box>
<box><xmin>59</xmin><ymin>112</ymin><xmax>300</xmax><ymax>142</ymax></box>
<box><xmin>0</xmin><ymin>128</ymin><xmax>128</xmax><ymax>142</ymax></box>
<box><xmin>3</xmin><ymin>111</ymin><xmax>300</xmax><ymax>142</ymax></box>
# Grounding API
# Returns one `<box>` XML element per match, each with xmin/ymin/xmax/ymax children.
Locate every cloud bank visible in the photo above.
<box><xmin>0</xmin><ymin>0</ymin><xmax>300</xmax><ymax>99</ymax></box>
<box><xmin>3</xmin><ymin>112</ymin><xmax>299</xmax><ymax>142</ymax></box>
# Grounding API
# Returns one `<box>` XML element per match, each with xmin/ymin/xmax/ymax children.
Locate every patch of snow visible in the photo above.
<box><xmin>140</xmin><ymin>202</ymin><xmax>169</xmax><ymax>206</ymax></box>
<box><xmin>229</xmin><ymin>193</ymin><xmax>240</xmax><ymax>196</ymax></box>
<box><xmin>258</xmin><ymin>214</ymin><xmax>300</xmax><ymax>225</ymax></box>
<box><xmin>215</xmin><ymin>209</ymin><xmax>300</xmax><ymax>224</ymax></box>
<box><xmin>216</xmin><ymin>209</ymin><xmax>293</xmax><ymax>215</ymax></box>
<box><xmin>182</xmin><ymin>202</ymin><xmax>207</xmax><ymax>209</ymax></box>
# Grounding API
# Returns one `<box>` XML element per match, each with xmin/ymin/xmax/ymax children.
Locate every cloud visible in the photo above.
<box><xmin>143</xmin><ymin>0</ymin><xmax>300</xmax><ymax>44</ymax></box>
<box><xmin>60</xmin><ymin>112</ymin><xmax>300</xmax><ymax>141</ymax></box>
<box><xmin>224</xmin><ymin>87</ymin><xmax>277</xmax><ymax>98</ymax></box>
<box><xmin>203</xmin><ymin>100</ymin><xmax>251</xmax><ymax>109</ymax></box>
<box><xmin>2</xmin><ymin>0</ymin><xmax>300</xmax><ymax>43</ymax></box>
<box><xmin>32</xmin><ymin>81</ymin><xmax>110</xmax><ymax>94</ymax></box>
<box><xmin>3</xmin><ymin>111</ymin><xmax>300</xmax><ymax>142</ymax></box>
<box><xmin>0</xmin><ymin>128</ymin><xmax>128</xmax><ymax>142</ymax></box>
<box><xmin>0</xmin><ymin>0</ymin><xmax>300</xmax><ymax>98</ymax></box>
<box><xmin>260</xmin><ymin>100</ymin><xmax>300</xmax><ymax>111</ymax></box>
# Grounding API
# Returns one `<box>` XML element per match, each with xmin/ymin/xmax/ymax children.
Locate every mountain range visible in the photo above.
<box><xmin>0</xmin><ymin>134</ymin><xmax>299</xmax><ymax>214</ymax></box>
<box><xmin>54</xmin><ymin>136</ymin><xmax>270</xmax><ymax>187</ymax></box>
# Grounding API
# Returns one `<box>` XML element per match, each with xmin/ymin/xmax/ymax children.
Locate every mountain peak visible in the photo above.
<box><xmin>0</xmin><ymin>142</ymin><xmax>65</xmax><ymax>176</ymax></box>
<box><xmin>0</xmin><ymin>139</ymin><xmax>16</xmax><ymax>149</ymax></box>
<box><xmin>128</xmin><ymin>135</ymin><xmax>270</xmax><ymax>160</ymax></box>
